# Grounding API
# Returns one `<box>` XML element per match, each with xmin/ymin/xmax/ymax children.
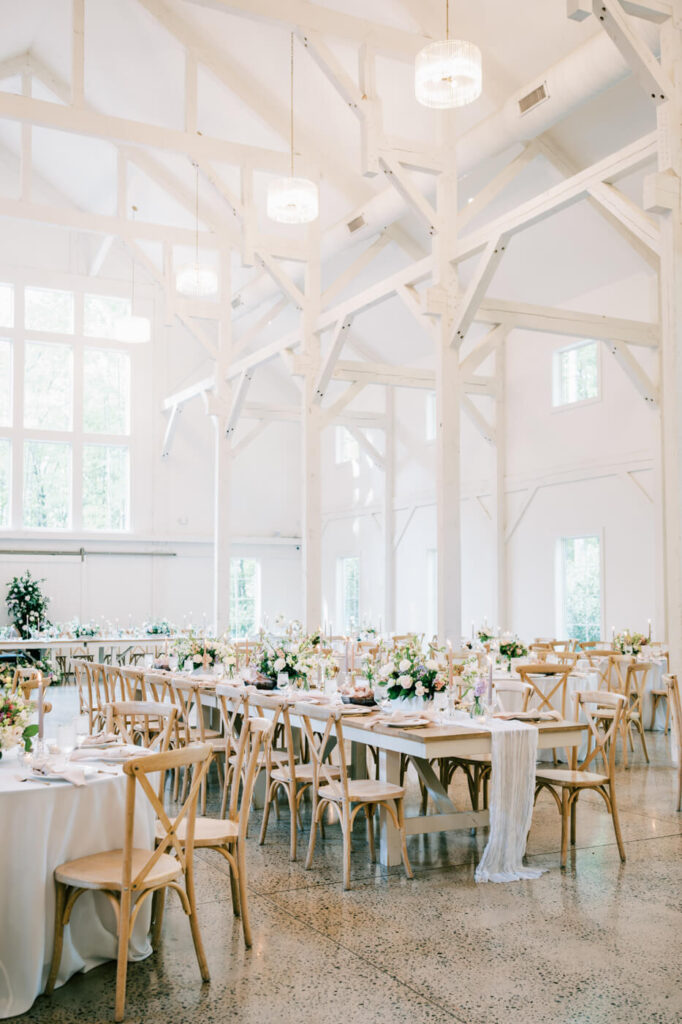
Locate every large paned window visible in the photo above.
<box><xmin>552</xmin><ymin>340</ymin><xmax>599</xmax><ymax>407</ymax></box>
<box><xmin>230</xmin><ymin>557</ymin><xmax>261</xmax><ymax>636</ymax></box>
<box><xmin>0</xmin><ymin>282</ymin><xmax>135</xmax><ymax>532</ymax></box>
<box><xmin>339</xmin><ymin>556</ymin><xmax>360</xmax><ymax>633</ymax></box>
<box><xmin>558</xmin><ymin>535</ymin><xmax>602</xmax><ymax>641</ymax></box>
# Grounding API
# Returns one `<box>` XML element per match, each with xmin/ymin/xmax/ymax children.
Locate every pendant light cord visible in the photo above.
<box><xmin>131</xmin><ymin>205</ymin><xmax>137</xmax><ymax>308</ymax></box>
<box><xmin>446</xmin><ymin>0</ymin><xmax>449</xmax><ymax>40</ymax></box>
<box><xmin>290</xmin><ymin>32</ymin><xmax>294</xmax><ymax>178</ymax></box>
<box><xmin>195</xmin><ymin>161</ymin><xmax>199</xmax><ymax>262</ymax></box>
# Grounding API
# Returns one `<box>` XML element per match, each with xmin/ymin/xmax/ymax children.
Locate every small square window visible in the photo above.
<box><xmin>335</xmin><ymin>426</ymin><xmax>359</xmax><ymax>464</ymax></box>
<box><xmin>23</xmin><ymin>440</ymin><xmax>71</xmax><ymax>528</ymax></box>
<box><xmin>24</xmin><ymin>341</ymin><xmax>73</xmax><ymax>431</ymax></box>
<box><xmin>25</xmin><ymin>287</ymin><xmax>75</xmax><ymax>334</ymax></box>
<box><xmin>552</xmin><ymin>341</ymin><xmax>599</xmax><ymax>407</ymax></box>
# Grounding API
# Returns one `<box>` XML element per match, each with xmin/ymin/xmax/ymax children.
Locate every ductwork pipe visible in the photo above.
<box><xmin>232</xmin><ymin>21</ymin><xmax>659</xmax><ymax>319</ymax></box>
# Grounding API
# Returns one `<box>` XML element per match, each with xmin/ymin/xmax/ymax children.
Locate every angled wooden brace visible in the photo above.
<box><xmin>592</xmin><ymin>0</ymin><xmax>674</xmax><ymax>102</ymax></box>
<box><xmin>161</xmin><ymin>404</ymin><xmax>181</xmax><ymax>458</ymax></box>
<box><xmin>258</xmin><ymin>251</ymin><xmax>306</xmax><ymax>309</ymax></box>
<box><xmin>450</xmin><ymin>234</ymin><xmax>510</xmax><ymax>347</ymax></box>
<box><xmin>225</xmin><ymin>369</ymin><xmax>254</xmax><ymax>437</ymax></box>
<box><xmin>314</xmin><ymin>316</ymin><xmax>354</xmax><ymax>403</ymax></box>
<box><xmin>379</xmin><ymin>154</ymin><xmax>437</xmax><ymax>233</ymax></box>
<box><xmin>461</xmin><ymin>394</ymin><xmax>496</xmax><ymax>446</ymax></box>
<box><xmin>605</xmin><ymin>339</ymin><xmax>659</xmax><ymax>406</ymax></box>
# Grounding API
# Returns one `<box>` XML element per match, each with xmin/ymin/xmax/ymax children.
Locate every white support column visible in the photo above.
<box><xmin>655</xmin><ymin>13</ymin><xmax>682</xmax><ymax>670</ymax></box>
<box><xmin>302</xmin><ymin>222</ymin><xmax>323</xmax><ymax>631</ymax></box>
<box><xmin>212</xmin><ymin>249</ymin><xmax>233</xmax><ymax>634</ymax></box>
<box><xmin>434</xmin><ymin>113</ymin><xmax>462</xmax><ymax>642</ymax></box>
<box><xmin>492</xmin><ymin>341</ymin><xmax>507</xmax><ymax>629</ymax></box>
<box><xmin>384</xmin><ymin>387</ymin><xmax>395</xmax><ymax>633</ymax></box>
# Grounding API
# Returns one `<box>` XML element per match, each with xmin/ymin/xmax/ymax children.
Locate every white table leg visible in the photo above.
<box><xmin>378</xmin><ymin>748</ymin><xmax>402</xmax><ymax>866</ymax></box>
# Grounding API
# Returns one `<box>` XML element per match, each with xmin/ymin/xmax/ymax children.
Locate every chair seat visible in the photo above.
<box><xmin>271</xmin><ymin>762</ymin><xmax>340</xmax><ymax>784</ymax></box>
<box><xmin>596</xmin><ymin>707</ymin><xmax>639</xmax><ymax>720</ymax></box>
<box><xmin>155</xmin><ymin>815</ymin><xmax>238</xmax><ymax>846</ymax></box>
<box><xmin>318</xmin><ymin>778</ymin><xmax>406</xmax><ymax>803</ymax></box>
<box><xmin>55</xmin><ymin>848</ymin><xmax>180</xmax><ymax>891</ymax></box>
<box><xmin>229</xmin><ymin>749</ymin><xmax>296</xmax><ymax>767</ymax></box>
<box><xmin>536</xmin><ymin>768</ymin><xmax>609</xmax><ymax>788</ymax></box>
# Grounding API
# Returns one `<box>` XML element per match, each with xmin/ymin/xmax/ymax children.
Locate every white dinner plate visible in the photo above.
<box><xmin>384</xmin><ymin>716</ymin><xmax>429</xmax><ymax>728</ymax></box>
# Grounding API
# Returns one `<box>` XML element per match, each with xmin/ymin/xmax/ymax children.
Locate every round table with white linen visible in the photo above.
<box><xmin>0</xmin><ymin>749</ymin><xmax>155</xmax><ymax>1019</ymax></box>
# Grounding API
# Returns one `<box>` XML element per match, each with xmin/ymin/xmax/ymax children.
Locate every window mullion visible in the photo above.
<box><xmin>72</xmin><ymin>295</ymin><xmax>84</xmax><ymax>532</ymax></box>
<box><xmin>12</xmin><ymin>283</ymin><xmax>24</xmax><ymax>528</ymax></box>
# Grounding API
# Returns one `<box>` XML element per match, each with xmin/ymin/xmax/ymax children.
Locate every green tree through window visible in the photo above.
<box><xmin>230</xmin><ymin>557</ymin><xmax>260</xmax><ymax>637</ymax></box>
<box><xmin>560</xmin><ymin>535</ymin><xmax>602</xmax><ymax>641</ymax></box>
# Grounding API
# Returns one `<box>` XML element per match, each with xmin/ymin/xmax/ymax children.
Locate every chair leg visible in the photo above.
<box><xmin>114</xmin><ymin>890</ymin><xmax>132</xmax><ymax>1022</ymax></box>
<box><xmin>185</xmin><ymin>862</ymin><xmax>211</xmax><ymax>982</ymax></box>
<box><xmin>608</xmin><ymin>783</ymin><xmax>626</xmax><ymax>863</ymax></box>
<box><xmin>151</xmin><ymin>887</ymin><xmax>166</xmax><ymax>948</ymax></box>
<box><xmin>45</xmin><ymin>881</ymin><xmax>67</xmax><ymax>995</ymax></box>
<box><xmin>366</xmin><ymin>804</ymin><xmax>376</xmax><ymax>863</ymax></box>
<box><xmin>570</xmin><ymin>792</ymin><xmax>578</xmax><ymax>846</ymax></box>
<box><xmin>259</xmin><ymin>781</ymin><xmax>273</xmax><ymax>846</ymax></box>
<box><xmin>305</xmin><ymin>798</ymin><xmax>322</xmax><ymax>870</ymax></box>
<box><xmin>396</xmin><ymin>799</ymin><xmax>413</xmax><ymax>880</ymax></box>
<box><xmin>236</xmin><ymin>839</ymin><xmax>252</xmax><ymax>948</ymax></box>
<box><xmin>649</xmin><ymin>694</ymin><xmax>658</xmax><ymax>732</ymax></box>
<box><xmin>341</xmin><ymin>808</ymin><xmax>352</xmax><ymax>891</ymax></box>
<box><xmin>288</xmin><ymin>782</ymin><xmax>298</xmax><ymax>862</ymax></box>
<box><xmin>560</xmin><ymin>789</ymin><xmax>570</xmax><ymax>869</ymax></box>
<box><xmin>635</xmin><ymin>718</ymin><xmax>650</xmax><ymax>763</ymax></box>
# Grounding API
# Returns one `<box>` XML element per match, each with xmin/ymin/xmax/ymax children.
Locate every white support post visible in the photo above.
<box><xmin>359</xmin><ymin>42</ymin><xmax>381</xmax><ymax>176</ymax></box>
<box><xmin>20</xmin><ymin>70</ymin><xmax>31</xmax><ymax>201</ymax></box>
<box><xmin>302</xmin><ymin>221</ymin><xmax>323</xmax><ymax>631</ymax></box>
<box><xmin>71</xmin><ymin>0</ymin><xmax>85</xmax><ymax>106</ymax></box>
<box><xmin>383</xmin><ymin>387</ymin><xmax>395</xmax><ymax>633</ymax></box>
<box><xmin>212</xmin><ymin>249</ymin><xmax>233</xmax><ymax>635</ymax></box>
<box><xmin>434</xmin><ymin>114</ymin><xmax>462</xmax><ymax>642</ymax></box>
<box><xmin>492</xmin><ymin>342</ymin><xmax>507</xmax><ymax>628</ymax></box>
<box><xmin>655</xmin><ymin>13</ymin><xmax>682</xmax><ymax>671</ymax></box>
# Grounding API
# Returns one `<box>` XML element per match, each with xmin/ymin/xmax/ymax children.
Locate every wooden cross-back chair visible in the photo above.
<box><xmin>214</xmin><ymin>683</ymin><xmax>250</xmax><ymax>817</ymax></box>
<box><xmin>74</xmin><ymin>660</ymin><xmax>109</xmax><ymax>733</ymax></box>
<box><xmin>45</xmin><ymin>742</ymin><xmax>213</xmax><ymax>1022</ymax></box>
<box><xmin>528</xmin><ymin>643</ymin><xmax>552</xmax><ymax>662</ymax></box>
<box><xmin>581</xmin><ymin>650</ymin><xmax>616</xmax><ymax>690</ymax></box>
<box><xmin>517</xmin><ymin>663</ymin><xmax>573</xmax><ymax>717</ymax></box>
<box><xmin>535</xmin><ymin>690</ymin><xmax>627</xmax><ymax>868</ymax></box>
<box><xmin>599</xmin><ymin>661</ymin><xmax>651</xmax><ymax>767</ymax></box>
<box><xmin>172</xmin><ymin>678</ymin><xmax>226</xmax><ymax>813</ymax></box>
<box><xmin>105</xmin><ymin>700</ymin><xmax>177</xmax><ymax>753</ymax></box>
<box><xmin>300</xmin><ymin>706</ymin><xmax>413</xmax><ymax>889</ymax></box>
<box><xmin>650</xmin><ymin>646</ymin><xmax>672</xmax><ymax>730</ymax></box>
<box><xmin>663</xmin><ymin>674</ymin><xmax>681</xmax><ymax>812</ymax></box>
<box><xmin>155</xmin><ymin>715</ymin><xmax>273</xmax><ymax>949</ymax></box>
<box><xmin>255</xmin><ymin>693</ymin><xmax>341</xmax><ymax>862</ymax></box>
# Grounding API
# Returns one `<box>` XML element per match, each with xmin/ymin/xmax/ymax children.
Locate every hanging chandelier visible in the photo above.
<box><xmin>176</xmin><ymin>162</ymin><xmax>218</xmax><ymax>297</ymax></box>
<box><xmin>267</xmin><ymin>33</ymin><xmax>318</xmax><ymax>224</ymax></box>
<box><xmin>415</xmin><ymin>1</ymin><xmax>482</xmax><ymax>109</ymax></box>
<box><xmin>115</xmin><ymin>206</ymin><xmax>151</xmax><ymax>344</ymax></box>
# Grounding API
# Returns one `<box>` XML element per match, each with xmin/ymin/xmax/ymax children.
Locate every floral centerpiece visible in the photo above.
<box><xmin>499</xmin><ymin>638</ymin><xmax>528</xmax><ymax>670</ymax></box>
<box><xmin>457</xmin><ymin>655</ymin><xmax>489</xmax><ymax>717</ymax></box>
<box><xmin>144</xmin><ymin>619</ymin><xmax>174</xmax><ymax>636</ymax></box>
<box><xmin>174</xmin><ymin>634</ymin><xmax>236</xmax><ymax>675</ymax></box>
<box><xmin>377</xmin><ymin>638</ymin><xmax>448</xmax><ymax>704</ymax></box>
<box><xmin>614</xmin><ymin>630</ymin><xmax>648</xmax><ymax>656</ymax></box>
<box><xmin>256</xmin><ymin>632</ymin><xmax>319</xmax><ymax>688</ymax></box>
<box><xmin>69</xmin><ymin>620</ymin><xmax>99</xmax><ymax>639</ymax></box>
<box><xmin>0</xmin><ymin>686</ymin><xmax>39</xmax><ymax>759</ymax></box>
<box><xmin>5</xmin><ymin>572</ymin><xmax>50</xmax><ymax>638</ymax></box>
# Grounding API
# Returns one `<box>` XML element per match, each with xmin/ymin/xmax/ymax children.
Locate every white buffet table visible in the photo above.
<box><xmin>0</xmin><ymin>750</ymin><xmax>155</xmax><ymax>1019</ymax></box>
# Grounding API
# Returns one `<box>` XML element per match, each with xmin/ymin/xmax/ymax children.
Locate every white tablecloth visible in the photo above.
<box><xmin>0</xmin><ymin>749</ymin><xmax>155</xmax><ymax>1019</ymax></box>
<box><xmin>576</xmin><ymin>657</ymin><xmax>669</xmax><ymax>730</ymax></box>
<box><xmin>494</xmin><ymin>669</ymin><xmax>597</xmax><ymax>761</ymax></box>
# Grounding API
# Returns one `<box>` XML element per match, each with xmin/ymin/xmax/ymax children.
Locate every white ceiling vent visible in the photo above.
<box><xmin>347</xmin><ymin>214</ymin><xmax>366</xmax><ymax>234</ymax></box>
<box><xmin>518</xmin><ymin>82</ymin><xmax>549</xmax><ymax>115</ymax></box>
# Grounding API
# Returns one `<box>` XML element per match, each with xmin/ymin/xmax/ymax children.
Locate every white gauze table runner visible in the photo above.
<box><xmin>445</xmin><ymin>715</ymin><xmax>543</xmax><ymax>883</ymax></box>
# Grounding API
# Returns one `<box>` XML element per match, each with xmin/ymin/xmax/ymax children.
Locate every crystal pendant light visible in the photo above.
<box><xmin>115</xmin><ymin>206</ymin><xmax>151</xmax><ymax>343</ymax></box>
<box><xmin>415</xmin><ymin>1</ymin><xmax>482</xmax><ymax>109</ymax></box>
<box><xmin>267</xmin><ymin>34</ymin><xmax>318</xmax><ymax>224</ymax></box>
<box><xmin>176</xmin><ymin>162</ymin><xmax>218</xmax><ymax>297</ymax></box>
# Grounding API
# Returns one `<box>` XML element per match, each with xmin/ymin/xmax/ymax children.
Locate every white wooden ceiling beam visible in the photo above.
<box><xmin>347</xmin><ymin>426</ymin><xmax>385</xmax><ymax>470</ymax></box>
<box><xmin>460</xmin><ymin>325</ymin><xmax>509</xmax><ymax>375</ymax></box>
<box><xmin>184</xmin><ymin>0</ymin><xmax>431</xmax><ymax>60</ymax></box>
<box><xmin>397</xmin><ymin>283</ymin><xmax>438</xmax><ymax>342</ymax></box>
<box><xmin>605</xmin><ymin>339</ymin><xmax>659</xmax><ymax>405</ymax></box>
<box><xmin>449</xmin><ymin>233</ymin><xmax>510</xmax><ymax>346</ymax></box>
<box><xmin>381</xmin><ymin>136</ymin><xmax>447</xmax><ymax>173</ymax></box>
<box><xmin>161</xmin><ymin>403</ymin><xmax>181</xmax><ymax>457</ymax></box>
<box><xmin>233</xmin><ymin>297</ymin><xmax>289</xmax><ymax>358</ymax></box>
<box><xmin>299</xmin><ymin>30</ymin><xmax>363</xmax><ymax>112</ymax></box>
<box><xmin>225</xmin><ymin>369</ymin><xmax>254</xmax><ymax>436</ymax></box>
<box><xmin>379</xmin><ymin>154</ymin><xmax>437</xmax><ymax>232</ymax></box>
<box><xmin>458</xmin><ymin>144</ymin><xmax>539</xmax><ymax>231</ymax></box>
<box><xmin>0</xmin><ymin>90</ymin><xmax>293</xmax><ymax>173</ymax></box>
<box><xmin>333</xmin><ymin>360</ymin><xmax>435</xmax><ymax>389</ymax></box>
<box><xmin>71</xmin><ymin>0</ymin><xmax>85</xmax><ymax>106</ymax></box>
<box><xmin>258</xmin><ymin>252</ymin><xmax>306</xmax><ymax>309</ymax></box>
<box><xmin>321</xmin><ymin>232</ymin><xmax>391</xmax><ymax>308</ymax></box>
<box><xmin>314</xmin><ymin>315</ymin><xmax>354</xmax><ymax>403</ymax></box>
<box><xmin>461</xmin><ymin>394</ymin><xmax>496</xmax><ymax>446</ymax></box>
<box><xmin>593</xmin><ymin>0</ymin><xmax>674</xmax><ymax>101</ymax></box>
<box><xmin>618</xmin><ymin>0</ymin><xmax>673</xmax><ymax>21</ymax></box>
<box><xmin>231</xmin><ymin>420</ymin><xmax>269</xmax><ymax>457</ymax></box>
<box><xmin>476</xmin><ymin>298</ymin><xmax>659</xmax><ymax>346</ymax></box>
<box><xmin>320</xmin><ymin>380</ymin><xmax>367</xmax><ymax>427</ymax></box>
<box><xmin>317</xmin><ymin>255</ymin><xmax>433</xmax><ymax>330</ymax></box>
<box><xmin>226</xmin><ymin>328</ymin><xmax>302</xmax><ymax>380</ymax></box>
<box><xmin>163</xmin><ymin>375</ymin><xmax>216</xmax><ymax>411</ymax></box>
<box><xmin>88</xmin><ymin>234</ymin><xmax>115</xmax><ymax>276</ymax></box>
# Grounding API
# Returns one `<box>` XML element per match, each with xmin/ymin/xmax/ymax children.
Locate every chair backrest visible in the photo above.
<box><xmin>139</xmin><ymin>669</ymin><xmax>173</xmax><ymax>703</ymax></box>
<box><xmin>172</xmin><ymin>678</ymin><xmax>217</xmax><ymax>744</ymax></box>
<box><xmin>606</xmin><ymin>654</ymin><xmax>634</xmax><ymax>693</ymax></box>
<box><xmin>73</xmin><ymin>659</ymin><xmax>92</xmax><ymax>719</ymax></box>
<box><xmin>571</xmin><ymin>690</ymin><xmax>625</xmax><ymax>778</ymax></box>
<box><xmin>248</xmin><ymin>690</ymin><xmax>298</xmax><ymax>782</ymax></box>
<box><xmin>214</xmin><ymin>682</ymin><xmax>249</xmax><ymax>769</ymax></box>
<box><xmin>493</xmin><ymin>679</ymin><xmax>531</xmax><ymax>713</ymax></box>
<box><xmin>624</xmin><ymin>662</ymin><xmax>651</xmax><ymax>717</ymax></box>
<box><xmin>298</xmin><ymin>707</ymin><xmax>348</xmax><ymax>801</ymax></box>
<box><xmin>516</xmin><ymin>663</ymin><xmax>573</xmax><ymax>716</ymax></box>
<box><xmin>528</xmin><ymin>643</ymin><xmax>552</xmax><ymax>662</ymax></box>
<box><xmin>116</xmin><ymin>666</ymin><xmax>146</xmax><ymax>701</ymax></box>
<box><xmin>123</xmin><ymin>742</ymin><xmax>212</xmax><ymax>893</ymax></box>
<box><xmin>105</xmin><ymin>699</ymin><xmax>177</xmax><ymax>754</ymax></box>
<box><xmin>664</xmin><ymin>674</ymin><xmax>680</xmax><ymax>762</ymax></box>
<box><xmin>11</xmin><ymin>666</ymin><xmax>42</xmax><ymax>696</ymax></box>
<box><xmin>226</xmin><ymin>716</ymin><xmax>273</xmax><ymax>833</ymax></box>
<box><xmin>102</xmin><ymin>663</ymin><xmax>129</xmax><ymax>702</ymax></box>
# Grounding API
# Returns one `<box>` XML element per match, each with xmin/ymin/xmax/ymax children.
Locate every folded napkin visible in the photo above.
<box><xmin>80</xmin><ymin>732</ymin><xmax>119</xmax><ymax>747</ymax></box>
<box><xmin>29</xmin><ymin>759</ymin><xmax>87</xmax><ymax>786</ymax></box>
<box><xmin>494</xmin><ymin>710</ymin><xmax>562</xmax><ymax>722</ymax></box>
<box><xmin>71</xmin><ymin>744</ymin><xmax>153</xmax><ymax>762</ymax></box>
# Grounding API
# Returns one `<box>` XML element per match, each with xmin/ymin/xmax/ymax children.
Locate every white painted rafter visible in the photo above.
<box><xmin>461</xmin><ymin>394</ymin><xmax>496</xmax><ymax>445</ymax></box>
<box><xmin>314</xmin><ymin>316</ymin><xmax>354</xmax><ymax>403</ymax></box>
<box><xmin>449</xmin><ymin>234</ymin><xmax>510</xmax><ymax>346</ymax></box>
<box><xmin>379</xmin><ymin>154</ymin><xmax>437</xmax><ymax>232</ymax></box>
<box><xmin>593</xmin><ymin>0</ymin><xmax>674</xmax><ymax>101</ymax></box>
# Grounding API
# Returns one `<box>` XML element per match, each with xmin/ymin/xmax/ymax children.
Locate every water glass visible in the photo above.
<box><xmin>56</xmin><ymin>721</ymin><xmax>77</xmax><ymax>755</ymax></box>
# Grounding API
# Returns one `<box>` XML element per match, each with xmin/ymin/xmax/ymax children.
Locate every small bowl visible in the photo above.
<box><xmin>341</xmin><ymin>693</ymin><xmax>377</xmax><ymax>707</ymax></box>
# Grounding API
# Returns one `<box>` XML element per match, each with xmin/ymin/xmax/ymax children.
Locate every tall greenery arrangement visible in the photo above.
<box><xmin>5</xmin><ymin>572</ymin><xmax>50</xmax><ymax>638</ymax></box>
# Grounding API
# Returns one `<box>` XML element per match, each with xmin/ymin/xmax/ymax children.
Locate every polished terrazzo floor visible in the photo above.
<box><xmin>20</xmin><ymin>698</ymin><xmax>682</xmax><ymax>1024</ymax></box>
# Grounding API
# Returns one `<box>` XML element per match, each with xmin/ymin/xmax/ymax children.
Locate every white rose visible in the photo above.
<box><xmin>415</xmin><ymin>683</ymin><xmax>426</xmax><ymax>697</ymax></box>
<box><xmin>193</xmin><ymin>653</ymin><xmax>203</xmax><ymax>664</ymax></box>
<box><xmin>399</xmin><ymin>659</ymin><xmax>411</xmax><ymax>672</ymax></box>
<box><xmin>274</xmin><ymin>658</ymin><xmax>286</xmax><ymax>672</ymax></box>
<box><xmin>426</xmin><ymin>659</ymin><xmax>439</xmax><ymax>671</ymax></box>
<box><xmin>397</xmin><ymin>675</ymin><xmax>413</xmax><ymax>689</ymax></box>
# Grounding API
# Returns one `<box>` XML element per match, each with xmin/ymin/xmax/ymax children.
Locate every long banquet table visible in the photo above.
<box><xmin>199</xmin><ymin>683</ymin><xmax>586</xmax><ymax>867</ymax></box>
<box><xmin>0</xmin><ymin>750</ymin><xmax>155</xmax><ymax>1019</ymax></box>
